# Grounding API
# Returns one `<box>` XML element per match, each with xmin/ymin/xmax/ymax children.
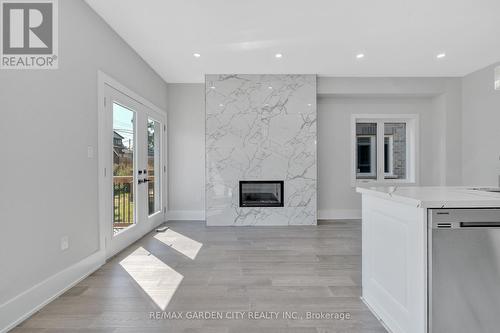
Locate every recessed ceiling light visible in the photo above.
<box><xmin>307</xmin><ymin>103</ymin><xmax>312</xmax><ymax>107</ymax></box>
<box><xmin>275</xmin><ymin>53</ymin><xmax>283</xmax><ymax>59</ymax></box>
<box><xmin>210</xmin><ymin>86</ymin><xmax>215</xmax><ymax>89</ymax></box>
<box><xmin>268</xmin><ymin>86</ymin><xmax>273</xmax><ymax>89</ymax></box>
<box><xmin>356</xmin><ymin>53</ymin><xmax>365</xmax><ymax>59</ymax></box>
<box><xmin>219</xmin><ymin>103</ymin><xmax>224</xmax><ymax>107</ymax></box>
<box><xmin>193</xmin><ymin>53</ymin><xmax>201</xmax><ymax>58</ymax></box>
<box><xmin>436</xmin><ymin>53</ymin><xmax>446</xmax><ymax>59</ymax></box>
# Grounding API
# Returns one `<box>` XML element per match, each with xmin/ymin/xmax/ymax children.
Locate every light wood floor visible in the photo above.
<box><xmin>13</xmin><ymin>220</ymin><xmax>387</xmax><ymax>333</ymax></box>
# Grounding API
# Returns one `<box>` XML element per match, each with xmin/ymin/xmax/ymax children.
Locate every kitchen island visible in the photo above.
<box><xmin>356</xmin><ymin>186</ymin><xmax>500</xmax><ymax>333</ymax></box>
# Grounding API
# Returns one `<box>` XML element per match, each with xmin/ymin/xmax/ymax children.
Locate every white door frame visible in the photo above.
<box><xmin>97</xmin><ymin>71</ymin><xmax>167</xmax><ymax>259</ymax></box>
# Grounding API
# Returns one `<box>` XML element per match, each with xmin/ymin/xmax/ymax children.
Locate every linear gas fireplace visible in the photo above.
<box><xmin>239</xmin><ymin>180</ymin><xmax>284</xmax><ymax>207</ymax></box>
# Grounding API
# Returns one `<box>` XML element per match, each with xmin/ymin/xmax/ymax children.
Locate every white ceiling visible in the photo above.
<box><xmin>85</xmin><ymin>0</ymin><xmax>500</xmax><ymax>83</ymax></box>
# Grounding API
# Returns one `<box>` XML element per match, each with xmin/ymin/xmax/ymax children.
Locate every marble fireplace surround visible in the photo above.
<box><xmin>205</xmin><ymin>74</ymin><xmax>317</xmax><ymax>226</ymax></box>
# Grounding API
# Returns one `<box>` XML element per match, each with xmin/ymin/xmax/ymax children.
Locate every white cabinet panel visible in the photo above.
<box><xmin>362</xmin><ymin>195</ymin><xmax>427</xmax><ymax>333</ymax></box>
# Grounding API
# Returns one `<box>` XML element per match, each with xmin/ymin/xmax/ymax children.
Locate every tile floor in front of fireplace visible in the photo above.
<box><xmin>13</xmin><ymin>220</ymin><xmax>387</xmax><ymax>333</ymax></box>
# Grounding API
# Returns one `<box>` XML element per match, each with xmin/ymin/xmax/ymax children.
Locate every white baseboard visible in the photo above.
<box><xmin>318</xmin><ymin>209</ymin><xmax>362</xmax><ymax>220</ymax></box>
<box><xmin>167</xmin><ymin>210</ymin><xmax>205</xmax><ymax>221</ymax></box>
<box><xmin>0</xmin><ymin>250</ymin><xmax>105</xmax><ymax>333</ymax></box>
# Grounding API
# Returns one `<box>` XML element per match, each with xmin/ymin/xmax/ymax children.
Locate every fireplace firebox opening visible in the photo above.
<box><xmin>239</xmin><ymin>180</ymin><xmax>284</xmax><ymax>207</ymax></box>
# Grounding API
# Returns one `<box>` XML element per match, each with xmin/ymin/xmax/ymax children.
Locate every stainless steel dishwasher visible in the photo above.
<box><xmin>429</xmin><ymin>208</ymin><xmax>500</xmax><ymax>333</ymax></box>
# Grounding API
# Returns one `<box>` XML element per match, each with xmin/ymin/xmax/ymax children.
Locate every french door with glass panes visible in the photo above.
<box><xmin>102</xmin><ymin>84</ymin><xmax>165</xmax><ymax>257</ymax></box>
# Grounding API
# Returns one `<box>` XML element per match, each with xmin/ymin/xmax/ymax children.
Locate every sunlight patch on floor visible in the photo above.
<box><xmin>154</xmin><ymin>229</ymin><xmax>203</xmax><ymax>260</ymax></box>
<box><xmin>119</xmin><ymin>247</ymin><xmax>183</xmax><ymax>310</ymax></box>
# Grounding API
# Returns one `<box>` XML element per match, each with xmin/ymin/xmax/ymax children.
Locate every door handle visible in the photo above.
<box><xmin>138</xmin><ymin>179</ymin><xmax>144</xmax><ymax>184</ymax></box>
<box><xmin>143</xmin><ymin>178</ymin><xmax>150</xmax><ymax>183</ymax></box>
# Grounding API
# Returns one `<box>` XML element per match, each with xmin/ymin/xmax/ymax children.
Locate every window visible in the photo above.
<box><xmin>352</xmin><ymin>115</ymin><xmax>418</xmax><ymax>184</ymax></box>
<box><xmin>384</xmin><ymin>135</ymin><xmax>393</xmax><ymax>175</ymax></box>
<box><xmin>357</xmin><ymin>136</ymin><xmax>376</xmax><ymax>176</ymax></box>
<box><xmin>112</xmin><ymin>103</ymin><xmax>135</xmax><ymax>233</ymax></box>
<box><xmin>356</xmin><ymin>123</ymin><xmax>377</xmax><ymax>179</ymax></box>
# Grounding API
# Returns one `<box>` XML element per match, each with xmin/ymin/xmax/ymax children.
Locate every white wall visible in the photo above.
<box><xmin>166</xmin><ymin>78</ymin><xmax>463</xmax><ymax>220</ymax></box>
<box><xmin>0</xmin><ymin>0</ymin><xmax>167</xmax><ymax>329</ymax></box>
<box><xmin>462</xmin><ymin>62</ymin><xmax>500</xmax><ymax>186</ymax></box>
<box><xmin>165</xmin><ymin>70</ymin><xmax>500</xmax><ymax>219</ymax></box>
<box><xmin>167</xmin><ymin>84</ymin><xmax>205</xmax><ymax>220</ymax></box>
<box><xmin>318</xmin><ymin>96</ymin><xmax>433</xmax><ymax>218</ymax></box>
<box><xmin>317</xmin><ymin>77</ymin><xmax>462</xmax><ymax>219</ymax></box>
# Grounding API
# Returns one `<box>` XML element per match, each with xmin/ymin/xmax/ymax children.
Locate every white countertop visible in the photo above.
<box><xmin>356</xmin><ymin>186</ymin><xmax>500</xmax><ymax>208</ymax></box>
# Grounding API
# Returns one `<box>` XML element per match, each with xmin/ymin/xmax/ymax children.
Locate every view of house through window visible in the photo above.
<box><xmin>356</xmin><ymin>123</ymin><xmax>377</xmax><ymax>179</ymax></box>
<box><xmin>355</xmin><ymin>117</ymin><xmax>413</xmax><ymax>183</ymax></box>
<box><xmin>384</xmin><ymin>123</ymin><xmax>406</xmax><ymax>179</ymax></box>
<box><xmin>113</xmin><ymin>103</ymin><xmax>135</xmax><ymax>234</ymax></box>
<box><xmin>384</xmin><ymin>136</ymin><xmax>393</xmax><ymax>174</ymax></box>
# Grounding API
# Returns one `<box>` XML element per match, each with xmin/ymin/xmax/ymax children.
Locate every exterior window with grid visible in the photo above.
<box><xmin>352</xmin><ymin>115</ymin><xmax>418</xmax><ymax>184</ymax></box>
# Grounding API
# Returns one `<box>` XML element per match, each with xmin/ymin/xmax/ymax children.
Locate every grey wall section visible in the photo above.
<box><xmin>462</xmin><ymin>62</ymin><xmax>500</xmax><ymax>186</ymax></box>
<box><xmin>0</xmin><ymin>0</ymin><xmax>167</xmax><ymax>304</ymax></box>
<box><xmin>319</xmin><ymin>96</ymin><xmax>435</xmax><ymax>217</ymax></box>
<box><xmin>167</xmin><ymin>84</ymin><xmax>205</xmax><ymax>219</ymax></box>
<box><xmin>318</xmin><ymin>77</ymin><xmax>462</xmax><ymax>218</ymax></box>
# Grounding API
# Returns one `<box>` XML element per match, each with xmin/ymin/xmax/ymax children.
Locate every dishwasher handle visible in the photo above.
<box><xmin>460</xmin><ymin>222</ymin><xmax>500</xmax><ymax>228</ymax></box>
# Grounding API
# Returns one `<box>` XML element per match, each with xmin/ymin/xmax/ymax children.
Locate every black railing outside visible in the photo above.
<box><xmin>113</xmin><ymin>182</ymin><xmax>134</xmax><ymax>224</ymax></box>
<box><xmin>113</xmin><ymin>175</ymin><xmax>156</xmax><ymax>228</ymax></box>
